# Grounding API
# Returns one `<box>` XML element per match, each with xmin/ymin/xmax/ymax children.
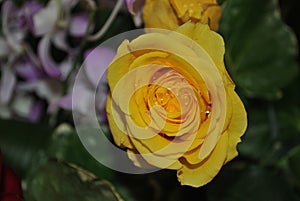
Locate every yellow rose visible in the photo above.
<box><xmin>106</xmin><ymin>22</ymin><xmax>247</xmax><ymax>187</ymax></box>
<box><xmin>143</xmin><ymin>0</ymin><xmax>222</xmax><ymax>31</ymax></box>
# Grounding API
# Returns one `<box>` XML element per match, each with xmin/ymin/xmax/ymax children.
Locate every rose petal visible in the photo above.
<box><xmin>0</xmin><ymin>66</ymin><xmax>16</xmax><ymax>105</ymax></box>
<box><xmin>38</xmin><ymin>35</ymin><xmax>61</xmax><ymax>77</ymax></box>
<box><xmin>177</xmin><ymin>131</ymin><xmax>228</xmax><ymax>187</ymax></box>
<box><xmin>84</xmin><ymin>47</ymin><xmax>115</xmax><ymax>87</ymax></box>
<box><xmin>224</xmin><ymin>90</ymin><xmax>247</xmax><ymax>163</ymax></box>
<box><xmin>143</xmin><ymin>0</ymin><xmax>179</xmax><ymax>30</ymax></box>
<box><xmin>32</xmin><ymin>0</ymin><xmax>59</xmax><ymax>36</ymax></box>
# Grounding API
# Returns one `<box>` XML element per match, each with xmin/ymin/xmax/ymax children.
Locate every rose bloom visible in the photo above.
<box><xmin>106</xmin><ymin>22</ymin><xmax>247</xmax><ymax>187</ymax></box>
<box><xmin>143</xmin><ymin>0</ymin><xmax>222</xmax><ymax>31</ymax></box>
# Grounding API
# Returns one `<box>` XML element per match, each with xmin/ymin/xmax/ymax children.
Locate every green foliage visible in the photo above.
<box><xmin>25</xmin><ymin>160</ymin><xmax>124</xmax><ymax>201</ymax></box>
<box><xmin>220</xmin><ymin>0</ymin><xmax>298</xmax><ymax>99</ymax></box>
<box><xmin>44</xmin><ymin>127</ymin><xmax>116</xmax><ymax>181</ymax></box>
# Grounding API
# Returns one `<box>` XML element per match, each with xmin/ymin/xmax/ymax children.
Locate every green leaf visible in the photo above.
<box><xmin>41</xmin><ymin>125</ymin><xmax>138</xmax><ymax>201</ymax></box>
<box><xmin>0</xmin><ymin>119</ymin><xmax>52</xmax><ymax>177</ymax></box>
<box><xmin>25</xmin><ymin>160</ymin><xmax>124</xmax><ymax>201</ymax></box>
<box><xmin>44</xmin><ymin>124</ymin><xmax>116</xmax><ymax>181</ymax></box>
<box><xmin>220</xmin><ymin>0</ymin><xmax>298</xmax><ymax>99</ymax></box>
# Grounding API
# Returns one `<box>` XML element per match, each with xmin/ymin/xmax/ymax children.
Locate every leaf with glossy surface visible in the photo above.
<box><xmin>25</xmin><ymin>160</ymin><xmax>124</xmax><ymax>201</ymax></box>
<box><xmin>220</xmin><ymin>0</ymin><xmax>298</xmax><ymax>99</ymax></box>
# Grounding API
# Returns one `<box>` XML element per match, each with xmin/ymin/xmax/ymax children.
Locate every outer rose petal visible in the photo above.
<box><xmin>178</xmin><ymin>131</ymin><xmax>228</xmax><ymax>187</ymax></box>
<box><xmin>176</xmin><ymin>22</ymin><xmax>227</xmax><ymax>79</ymax></box>
<box><xmin>224</xmin><ymin>90</ymin><xmax>247</xmax><ymax>163</ymax></box>
<box><xmin>143</xmin><ymin>0</ymin><xmax>179</xmax><ymax>30</ymax></box>
<box><xmin>106</xmin><ymin>95</ymin><xmax>134</xmax><ymax>149</ymax></box>
<box><xmin>143</xmin><ymin>0</ymin><xmax>221</xmax><ymax>31</ymax></box>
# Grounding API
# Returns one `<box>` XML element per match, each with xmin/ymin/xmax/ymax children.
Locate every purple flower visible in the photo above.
<box><xmin>33</xmin><ymin>0</ymin><xmax>93</xmax><ymax>79</ymax></box>
<box><xmin>20</xmin><ymin>1</ymin><xmax>43</xmax><ymax>33</ymax></box>
<box><xmin>0</xmin><ymin>0</ymin><xmax>104</xmax><ymax>123</ymax></box>
<box><xmin>14</xmin><ymin>56</ymin><xmax>43</xmax><ymax>81</ymax></box>
<box><xmin>49</xmin><ymin>46</ymin><xmax>115</xmax><ymax>124</ymax></box>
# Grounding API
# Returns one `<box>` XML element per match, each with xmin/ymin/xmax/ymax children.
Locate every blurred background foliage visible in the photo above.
<box><xmin>0</xmin><ymin>0</ymin><xmax>300</xmax><ymax>200</ymax></box>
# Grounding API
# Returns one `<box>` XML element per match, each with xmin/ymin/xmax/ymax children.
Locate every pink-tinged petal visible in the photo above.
<box><xmin>126</xmin><ymin>0</ymin><xmax>145</xmax><ymax>15</ymax></box>
<box><xmin>0</xmin><ymin>66</ymin><xmax>16</xmax><ymax>105</ymax></box>
<box><xmin>48</xmin><ymin>94</ymin><xmax>72</xmax><ymax>112</ymax></box>
<box><xmin>17</xmin><ymin>79</ymin><xmax>63</xmax><ymax>103</ymax></box>
<box><xmin>83</xmin><ymin>47</ymin><xmax>115</xmax><ymax>87</ymax></box>
<box><xmin>38</xmin><ymin>35</ymin><xmax>61</xmax><ymax>77</ymax></box>
<box><xmin>69</xmin><ymin>14</ymin><xmax>91</xmax><ymax>37</ymax></box>
<box><xmin>32</xmin><ymin>0</ymin><xmax>59</xmax><ymax>36</ymax></box>
<box><xmin>14</xmin><ymin>57</ymin><xmax>43</xmax><ymax>80</ymax></box>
